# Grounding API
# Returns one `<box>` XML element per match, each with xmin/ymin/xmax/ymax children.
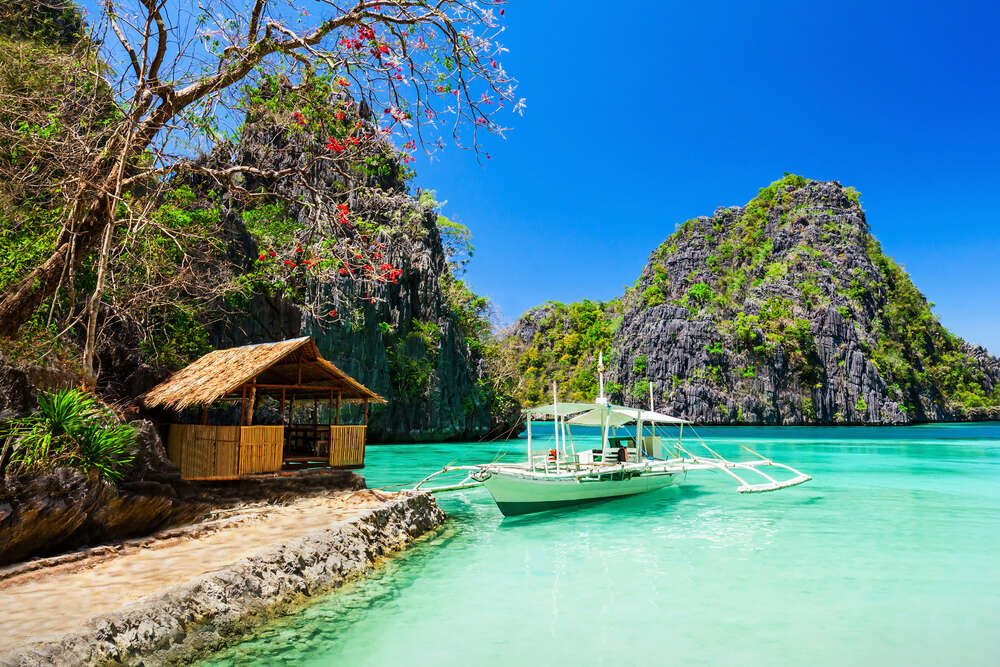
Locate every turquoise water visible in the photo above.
<box><xmin>203</xmin><ymin>424</ymin><xmax>1000</xmax><ymax>666</ymax></box>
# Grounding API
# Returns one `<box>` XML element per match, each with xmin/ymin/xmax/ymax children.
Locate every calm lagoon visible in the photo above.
<box><xmin>203</xmin><ymin>423</ymin><xmax>1000</xmax><ymax>666</ymax></box>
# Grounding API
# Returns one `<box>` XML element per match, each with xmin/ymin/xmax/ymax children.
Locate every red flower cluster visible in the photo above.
<box><xmin>335</xmin><ymin>76</ymin><xmax>351</xmax><ymax>87</ymax></box>
<box><xmin>329</xmin><ymin>309</ymin><xmax>338</xmax><ymax>318</ymax></box>
<box><xmin>339</xmin><ymin>25</ymin><xmax>376</xmax><ymax>52</ymax></box>
<box><xmin>336</xmin><ymin>202</ymin><xmax>351</xmax><ymax>227</ymax></box>
<box><xmin>283</xmin><ymin>260</ymin><xmax>296</xmax><ymax>267</ymax></box>
<box><xmin>326</xmin><ymin>137</ymin><xmax>344</xmax><ymax>153</ymax></box>
<box><xmin>381</xmin><ymin>263</ymin><xmax>403</xmax><ymax>284</ymax></box>
<box><xmin>291</xmin><ymin>111</ymin><xmax>307</xmax><ymax>126</ymax></box>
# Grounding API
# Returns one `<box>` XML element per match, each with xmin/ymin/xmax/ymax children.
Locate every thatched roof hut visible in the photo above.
<box><xmin>143</xmin><ymin>336</ymin><xmax>384</xmax><ymax>411</ymax></box>
<box><xmin>143</xmin><ymin>337</ymin><xmax>383</xmax><ymax>480</ymax></box>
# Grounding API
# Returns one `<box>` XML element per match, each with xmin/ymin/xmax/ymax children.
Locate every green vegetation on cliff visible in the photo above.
<box><xmin>512</xmin><ymin>299</ymin><xmax>621</xmax><ymax>405</ymax></box>
<box><xmin>507</xmin><ymin>175</ymin><xmax>1000</xmax><ymax>423</ymax></box>
<box><xmin>865</xmin><ymin>238</ymin><xmax>1000</xmax><ymax>410</ymax></box>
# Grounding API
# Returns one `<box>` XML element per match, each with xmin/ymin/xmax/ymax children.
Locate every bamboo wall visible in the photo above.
<box><xmin>166</xmin><ymin>424</ymin><xmax>283</xmax><ymax>480</ymax></box>
<box><xmin>239</xmin><ymin>426</ymin><xmax>284</xmax><ymax>475</ymax></box>
<box><xmin>329</xmin><ymin>425</ymin><xmax>366</xmax><ymax>468</ymax></box>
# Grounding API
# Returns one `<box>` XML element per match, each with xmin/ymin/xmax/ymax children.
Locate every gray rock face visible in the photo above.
<box><xmin>0</xmin><ymin>421</ymin><xmax>206</xmax><ymax>566</ymax></box>
<box><xmin>0</xmin><ymin>354</ymin><xmax>37</xmax><ymax>425</ymax></box>
<box><xmin>508</xmin><ymin>179</ymin><xmax>1000</xmax><ymax>424</ymax></box>
<box><xmin>1</xmin><ymin>491</ymin><xmax>444</xmax><ymax>666</ymax></box>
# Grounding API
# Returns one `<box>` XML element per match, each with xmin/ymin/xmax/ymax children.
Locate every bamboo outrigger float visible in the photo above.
<box><xmin>415</xmin><ymin>355</ymin><xmax>811</xmax><ymax>516</ymax></box>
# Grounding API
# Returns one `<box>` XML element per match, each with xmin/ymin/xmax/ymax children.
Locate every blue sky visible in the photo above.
<box><xmin>409</xmin><ymin>0</ymin><xmax>1000</xmax><ymax>352</ymax></box>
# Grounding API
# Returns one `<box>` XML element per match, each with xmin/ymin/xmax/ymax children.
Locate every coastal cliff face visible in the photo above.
<box><xmin>212</xmin><ymin>200</ymin><xmax>512</xmax><ymax>442</ymax></box>
<box><xmin>507</xmin><ymin>177</ymin><xmax>1000</xmax><ymax>424</ymax></box>
<box><xmin>201</xmin><ymin>96</ymin><xmax>518</xmax><ymax>442</ymax></box>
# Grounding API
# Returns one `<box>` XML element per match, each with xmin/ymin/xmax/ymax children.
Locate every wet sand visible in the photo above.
<box><xmin>0</xmin><ymin>490</ymin><xmax>390</xmax><ymax>651</ymax></box>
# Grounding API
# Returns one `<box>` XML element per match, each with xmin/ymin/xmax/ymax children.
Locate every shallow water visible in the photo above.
<box><xmin>203</xmin><ymin>423</ymin><xmax>1000</xmax><ymax>666</ymax></box>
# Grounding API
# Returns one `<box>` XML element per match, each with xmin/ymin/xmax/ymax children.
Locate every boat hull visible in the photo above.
<box><xmin>483</xmin><ymin>469</ymin><xmax>681</xmax><ymax>516</ymax></box>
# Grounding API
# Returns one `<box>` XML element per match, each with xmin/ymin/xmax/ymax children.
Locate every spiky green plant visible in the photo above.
<box><xmin>1</xmin><ymin>388</ymin><xmax>135</xmax><ymax>481</ymax></box>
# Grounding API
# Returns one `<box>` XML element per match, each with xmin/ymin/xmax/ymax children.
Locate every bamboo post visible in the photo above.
<box><xmin>312</xmin><ymin>398</ymin><xmax>318</xmax><ymax>426</ymax></box>
<box><xmin>279</xmin><ymin>388</ymin><xmax>286</xmax><ymax>426</ymax></box>
<box><xmin>363</xmin><ymin>398</ymin><xmax>369</xmax><ymax>425</ymax></box>
<box><xmin>247</xmin><ymin>379</ymin><xmax>257</xmax><ymax>426</ymax></box>
<box><xmin>240</xmin><ymin>385</ymin><xmax>247</xmax><ymax>426</ymax></box>
<box><xmin>336</xmin><ymin>392</ymin><xmax>341</xmax><ymax>425</ymax></box>
<box><xmin>328</xmin><ymin>390</ymin><xmax>334</xmax><ymax>426</ymax></box>
<box><xmin>199</xmin><ymin>406</ymin><xmax>208</xmax><ymax>425</ymax></box>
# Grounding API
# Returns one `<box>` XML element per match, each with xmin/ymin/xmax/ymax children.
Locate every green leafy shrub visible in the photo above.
<box><xmin>1</xmin><ymin>388</ymin><xmax>135</xmax><ymax>481</ymax></box>
<box><xmin>632</xmin><ymin>354</ymin><xmax>647</xmax><ymax>374</ymax></box>
<box><xmin>631</xmin><ymin>379</ymin><xmax>650</xmax><ymax>402</ymax></box>
<box><xmin>705</xmin><ymin>341</ymin><xmax>724</xmax><ymax>355</ymax></box>
<box><xmin>642</xmin><ymin>284</ymin><xmax>665</xmax><ymax>307</ymax></box>
<box><xmin>387</xmin><ymin>321</ymin><xmax>440</xmax><ymax>400</ymax></box>
<box><xmin>687</xmin><ymin>282</ymin><xmax>712</xmax><ymax>305</ymax></box>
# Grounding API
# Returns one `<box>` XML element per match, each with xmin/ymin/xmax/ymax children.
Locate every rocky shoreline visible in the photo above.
<box><xmin>1</xmin><ymin>490</ymin><xmax>445</xmax><ymax>666</ymax></box>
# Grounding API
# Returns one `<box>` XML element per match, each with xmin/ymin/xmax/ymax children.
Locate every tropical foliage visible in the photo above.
<box><xmin>513</xmin><ymin>299</ymin><xmax>621</xmax><ymax>405</ymax></box>
<box><xmin>1</xmin><ymin>388</ymin><xmax>136</xmax><ymax>481</ymax></box>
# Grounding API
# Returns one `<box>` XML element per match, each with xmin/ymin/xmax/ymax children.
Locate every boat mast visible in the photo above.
<box><xmin>597</xmin><ymin>352</ymin><xmax>609</xmax><ymax>456</ymax></box>
<box><xmin>596</xmin><ymin>352</ymin><xmax>607</xmax><ymax>405</ymax></box>
<box><xmin>527</xmin><ymin>414</ymin><xmax>533</xmax><ymax>470</ymax></box>
<box><xmin>552</xmin><ymin>382</ymin><xmax>561</xmax><ymax>468</ymax></box>
<box><xmin>648</xmin><ymin>382</ymin><xmax>655</xmax><ymax>459</ymax></box>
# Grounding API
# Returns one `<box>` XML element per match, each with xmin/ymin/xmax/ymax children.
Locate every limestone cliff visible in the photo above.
<box><xmin>197</xmin><ymin>90</ymin><xmax>518</xmax><ymax>442</ymax></box>
<box><xmin>507</xmin><ymin>176</ymin><xmax>1000</xmax><ymax>424</ymax></box>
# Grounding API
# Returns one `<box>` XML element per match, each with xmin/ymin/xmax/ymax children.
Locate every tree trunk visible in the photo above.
<box><xmin>0</xmin><ymin>188</ymin><xmax>113</xmax><ymax>338</ymax></box>
<box><xmin>82</xmin><ymin>220</ymin><xmax>115</xmax><ymax>386</ymax></box>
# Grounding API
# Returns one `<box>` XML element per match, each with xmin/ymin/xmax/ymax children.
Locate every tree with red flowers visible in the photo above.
<box><xmin>0</xmin><ymin>0</ymin><xmax>519</xmax><ymax>382</ymax></box>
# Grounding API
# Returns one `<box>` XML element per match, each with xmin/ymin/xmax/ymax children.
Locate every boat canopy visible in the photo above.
<box><xmin>523</xmin><ymin>402</ymin><xmax>597</xmax><ymax>417</ymax></box>
<box><xmin>523</xmin><ymin>402</ymin><xmax>691</xmax><ymax>425</ymax></box>
<box><xmin>567</xmin><ymin>405</ymin><xmax>691</xmax><ymax>426</ymax></box>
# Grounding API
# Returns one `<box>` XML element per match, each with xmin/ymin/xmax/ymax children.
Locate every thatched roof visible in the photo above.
<box><xmin>142</xmin><ymin>336</ymin><xmax>384</xmax><ymax>411</ymax></box>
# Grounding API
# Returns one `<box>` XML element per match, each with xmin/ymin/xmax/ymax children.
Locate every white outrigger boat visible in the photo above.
<box><xmin>415</xmin><ymin>359</ymin><xmax>811</xmax><ymax>517</ymax></box>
